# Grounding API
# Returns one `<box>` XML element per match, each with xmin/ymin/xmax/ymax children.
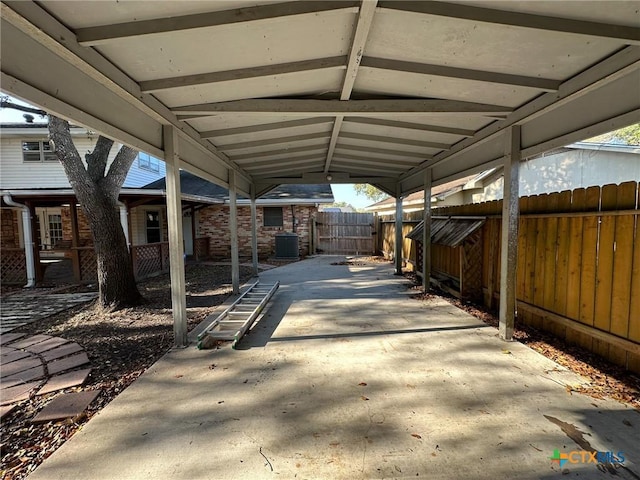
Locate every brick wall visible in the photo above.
<box><xmin>0</xmin><ymin>209</ymin><xmax>19</xmax><ymax>248</ymax></box>
<box><xmin>198</xmin><ymin>204</ymin><xmax>317</xmax><ymax>259</ymax></box>
<box><xmin>61</xmin><ymin>207</ymin><xmax>93</xmax><ymax>243</ymax></box>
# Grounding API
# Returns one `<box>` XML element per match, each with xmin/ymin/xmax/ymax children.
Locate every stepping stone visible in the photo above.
<box><xmin>42</xmin><ymin>343</ymin><xmax>84</xmax><ymax>362</ymax></box>
<box><xmin>0</xmin><ymin>381</ymin><xmax>41</xmax><ymax>405</ymax></box>
<box><xmin>2</xmin><ymin>365</ymin><xmax>46</xmax><ymax>383</ymax></box>
<box><xmin>10</xmin><ymin>335</ymin><xmax>53</xmax><ymax>350</ymax></box>
<box><xmin>38</xmin><ymin>368</ymin><xmax>91</xmax><ymax>395</ymax></box>
<box><xmin>47</xmin><ymin>352</ymin><xmax>90</xmax><ymax>376</ymax></box>
<box><xmin>31</xmin><ymin>390</ymin><xmax>100</xmax><ymax>423</ymax></box>
<box><xmin>0</xmin><ymin>333</ymin><xmax>26</xmax><ymax>345</ymax></box>
<box><xmin>1</xmin><ymin>349</ymin><xmax>32</xmax><ymax>364</ymax></box>
<box><xmin>0</xmin><ymin>357</ymin><xmax>42</xmax><ymax>378</ymax></box>
<box><xmin>26</xmin><ymin>337</ymin><xmax>70</xmax><ymax>354</ymax></box>
<box><xmin>0</xmin><ymin>404</ymin><xmax>16</xmax><ymax>419</ymax></box>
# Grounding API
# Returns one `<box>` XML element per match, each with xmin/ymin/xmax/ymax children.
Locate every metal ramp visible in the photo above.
<box><xmin>196</xmin><ymin>280</ymin><xmax>279</xmax><ymax>350</ymax></box>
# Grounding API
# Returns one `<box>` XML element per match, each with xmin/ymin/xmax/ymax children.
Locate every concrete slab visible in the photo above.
<box><xmin>28</xmin><ymin>257</ymin><xmax>639</xmax><ymax>479</ymax></box>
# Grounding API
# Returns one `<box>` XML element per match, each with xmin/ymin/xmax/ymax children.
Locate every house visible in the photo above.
<box><xmin>143</xmin><ymin>171</ymin><xmax>334</xmax><ymax>259</ymax></box>
<box><xmin>0</xmin><ymin>122</ymin><xmax>334</xmax><ymax>285</ymax></box>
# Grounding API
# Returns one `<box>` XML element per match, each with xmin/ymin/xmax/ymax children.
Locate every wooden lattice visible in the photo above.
<box><xmin>132</xmin><ymin>243</ymin><xmax>170</xmax><ymax>280</ymax></box>
<box><xmin>460</xmin><ymin>230</ymin><xmax>483</xmax><ymax>302</ymax></box>
<box><xmin>78</xmin><ymin>248</ymin><xmax>97</xmax><ymax>281</ymax></box>
<box><xmin>1</xmin><ymin>249</ymin><xmax>26</xmax><ymax>284</ymax></box>
<box><xmin>194</xmin><ymin>237</ymin><xmax>210</xmax><ymax>260</ymax></box>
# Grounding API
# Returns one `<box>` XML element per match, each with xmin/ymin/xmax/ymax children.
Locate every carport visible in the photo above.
<box><xmin>1</xmin><ymin>1</ymin><xmax>639</xmax><ymax>347</ymax></box>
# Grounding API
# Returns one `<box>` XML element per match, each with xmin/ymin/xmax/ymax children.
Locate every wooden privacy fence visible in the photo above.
<box><xmin>312</xmin><ymin>212</ymin><xmax>375</xmax><ymax>255</ymax></box>
<box><xmin>380</xmin><ymin>181</ymin><xmax>640</xmax><ymax>373</ymax></box>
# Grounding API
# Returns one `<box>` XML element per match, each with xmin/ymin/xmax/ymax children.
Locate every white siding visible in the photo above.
<box><xmin>475</xmin><ymin>149</ymin><xmax>640</xmax><ymax>202</ymax></box>
<box><xmin>0</xmin><ymin>129</ymin><xmax>165</xmax><ymax>189</ymax></box>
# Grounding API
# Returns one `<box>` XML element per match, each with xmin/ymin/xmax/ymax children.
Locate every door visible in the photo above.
<box><xmin>182</xmin><ymin>214</ymin><xmax>193</xmax><ymax>256</ymax></box>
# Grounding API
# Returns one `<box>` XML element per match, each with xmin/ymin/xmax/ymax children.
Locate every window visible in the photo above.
<box><xmin>138</xmin><ymin>152</ymin><xmax>160</xmax><ymax>172</ymax></box>
<box><xmin>146</xmin><ymin>211</ymin><xmax>161</xmax><ymax>243</ymax></box>
<box><xmin>22</xmin><ymin>140</ymin><xmax>57</xmax><ymax>162</ymax></box>
<box><xmin>48</xmin><ymin>214</ymin><xmax>63</xmax><ymax>247</ymax></box>
<box><xmin>263</xmin><ymin>207</ymin><xmax>283</xmax><ymax>227</ymax></box>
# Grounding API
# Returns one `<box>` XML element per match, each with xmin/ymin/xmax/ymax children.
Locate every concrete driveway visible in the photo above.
<box><xmin>29</xmin><ymin>256</ymin><xmax>639</xmax><ymax>479</ymax></box>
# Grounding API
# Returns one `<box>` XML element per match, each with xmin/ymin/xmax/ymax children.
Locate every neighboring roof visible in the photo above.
<box><xmin>143</xmin><ymin>171</ymin><xmax>333</xmax><ymax>204</ymax></box>
<box><xmin>366</xmin><ymin>175</ymin><xmax>476</xmax><ymax>211</ymax></box>
<box><xmin>407</xmin><ymin>217</ymin><xmax>486</xmax><ymax>247</ymax></box>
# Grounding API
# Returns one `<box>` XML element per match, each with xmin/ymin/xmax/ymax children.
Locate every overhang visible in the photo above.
<box><xmin>0</xmin><ymin>1</ymin><xmax>638</xmax><ymax>196</ymax></box>
<box><xmin>407</xmin><ymin>216</ymin><xmax>486</xmax><ymax>247</ymax></box>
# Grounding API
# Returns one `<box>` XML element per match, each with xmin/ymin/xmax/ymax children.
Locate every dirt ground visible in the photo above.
<box><xmin>0</xmin><ymin>263</ymin><xmax>255</xmax><ymax>480</ymax></box>
<box><xmin>1</xmin><ymin>260</ymin><xmax>638</xmax><ymax>480</ymax></box>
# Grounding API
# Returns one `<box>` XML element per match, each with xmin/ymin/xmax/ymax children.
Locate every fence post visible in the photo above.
<box><xmin>422</xmin><ymin>169</ymin><xmax>432</xmax><ymax>292</ymax></box>
<box><xmin>395</xmin><ymin>187</ymin><xmax>403</xmax><ymax>275</ymax></box>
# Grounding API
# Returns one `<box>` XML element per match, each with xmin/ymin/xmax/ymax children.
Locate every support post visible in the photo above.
<box><xmin>69</xmin><ymin>202</ymin><xmax>82</xmax><ymax>282</ymax></box>
<box><xmin>394</xmin><ymin>186</ymin><xmax>403</xmax><ymax>275</ymax></box>
<box><xmin>27</xmin><ymin>202</ymin><xmax>41</xmax><ymax>283</ymax></box>
<box><xmin>250</xmin><ymin>184</ymin><xmax>258</xmax><ymax>276</ymax></box>
<box><xmin>163</xmin><ymin>125</ymin><xmax>188</xmax><ymax>347</ymax></box>
<box><xmin>229</xmin><ymin>170</ymin><xmax>240</xmax><ymax>294</ymax></box>
<box><xmin>499</xmin><ymin>126</ymin><xmax>521</xmax><ymax>340</ymax></box>
<box><xmin>190</xmin><ymin>205</ymin><xmax>196</xmax><ymax>258</ymax></box>
<box><xmin>422</xmin><ymin>169</ymin><xmax>432</xmax><ymax>292</ymax></box>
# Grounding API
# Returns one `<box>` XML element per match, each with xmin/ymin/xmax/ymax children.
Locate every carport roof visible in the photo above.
<box><xmin>1</xmin><ymin>1</ymin><xmax>638</xmax><ymax>197</ymax></box>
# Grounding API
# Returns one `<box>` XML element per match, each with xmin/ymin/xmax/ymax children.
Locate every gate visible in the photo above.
<box><xmin>312</xmin><ymin>212</ymin><xmax>375</xmax><ymax>255</ymax></box>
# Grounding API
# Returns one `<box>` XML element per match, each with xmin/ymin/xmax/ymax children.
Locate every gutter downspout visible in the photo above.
<box><xmin>3</xmin><ymin>194</ymin><xmax>36</xmax><ymax>288</ymax></box>
<box><xmin>116</xmin><ymin>200</ymin><xmax>130</xmax><ymax>251</ymax></box>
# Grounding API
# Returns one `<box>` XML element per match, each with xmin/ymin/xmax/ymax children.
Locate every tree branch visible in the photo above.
<box><xmin>48</xmin><ymin>116</ymin><xmax>93</xmax><ymax>202</ymax></box>
<box><xmin>103</xmin><ymin>145</ymin><xmax>139</xmax><ymax>197</ymax></box>
<box><xmin>86</xmin><ymin>136</ymin><xmax>114</xmax><ymax>183</ymax></box>
<box><xmin>0</xmin><ymin>98</ymin><xmax>47</xmax><ymax>118</ymax></box>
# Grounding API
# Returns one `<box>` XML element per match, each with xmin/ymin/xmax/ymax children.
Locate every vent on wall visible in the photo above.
<box><xmin>275</xmin><ymin>233</ymin><xmax>299</xmax><ymax>259</ymax></box>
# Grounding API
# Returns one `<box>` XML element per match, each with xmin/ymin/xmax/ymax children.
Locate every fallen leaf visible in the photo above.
<box><xmin>358</xmin><ymin>382</ymin><xmax>367</xmax><ymax>386</ymax></box>
<box><xmin>360</xmin><ymin>396</ymin><xmax>369</xmax><ymax>401</ymax></box>
<box><xmin>411</xmin><ymin>433</ymin><xmax>422</xmax><ymax>439</ymax></box>
<box><xmin>501</xmin><ymin>349</ymin><xmax>511</xmax><ymax>355</ymax></box>
<box><xmin>174</xmin><ymin>374</ymin><xmax>183</xmax><ymax>378</ymax></box>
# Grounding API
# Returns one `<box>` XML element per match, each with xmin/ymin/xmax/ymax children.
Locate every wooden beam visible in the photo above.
<box><xmin>200</xmin><ymin>118</ymin><xmax>332</xmax><ymax>138</ymax></box>
<box><xmin>171</xmin><ymin>99</ymin><xmax>513</xmax><ymax>116</ymax></box>
<box><xmin>219</xmin><ymin>131</ymin><xmax>329</xmax><ymax>151</ymax></box>
<box><xmin>140</xmin><ymin>56</ymin><xmax>347</xmax><ymax>92</ymax></box>
<box><xmin>332</xmin><ymin>152</ymin><xmax>419</xmax><ymax>166</ymax></box>
<box><xmin>248</xmin><ymin>160</ymin><xmax>323</xmax><ymax>175</ymax></box>
<box><xmin>379</xmin><ymin>1</ymin><xmax>640</xmax><ymax>44</ymax></box>
<box><xmin>345</xmin><ymin>117</ymin><xmax>475</xmax><ymax>136</ymax></box>
<box><xmin>335</xmin><ymin>143</ymin><xmax>432</xmax><ymax>158</ymax></box>
<box><xmin>395</xmin><ymin>189</ymin><xmax>403</xmax><ymax>275</ymax></box>
<box><xmin>499</xmin><ymin>125</ymin><xmax>520</xmax><ymax>341</ymax></box>
<box><xmin>244</xmin><ymin>157</ymin><xmax>325</xmax><ymax>171</ymax></box>
<box><xmin>331</xmin><ymin>161</ymin><xmax>405</xmax><ymax>174</ymax></box>
<box><xmin>250</xmin><ymin>185</ymin><xmax>258</xmax><ymax>276</ymax></box>
<box><xmin>422</xmin><ymin>169</ymin><xmax>432</xmax><ymax>292</ymax></box>
<box><xmin>229</xmin><ymin>170</ymin><xmax>240</xmax><ymax>295</ymax></box>
<box><xmin>76</xmin><ymin>1</ymin><xmax>360</xmax><ymax>46</ymax></box>
<box><xmin>163</xmin><ymin>125</ymin><xmax>188</xmax><ymax>347</ymax></box>
<box><xmin>340</xmin><ymin>131</ymin><xmax>451</xmax><ymax>150</ymax></box>
<box><xmin>341</xmin><ymin>0</ymin><xmax>379</xmax><ymax>100</ymax></box>
<box><xmin>324</xmin><ymin>116</ymin><xmax>343</xmax><ymax>173</ymax></box>
<box><xmin>361</xmin><ymin>57</ymin><xmax>561</xmax><ymax>91</ymax></box>
<box><xmin>237</xmin><ymin>153</ymin><xmax>327</xmax><ymax>167</ymax></box>
<box><xmin>229</xmin><ymin>144</ymin><xmax>328</xmax><ymax>161</ymax></box>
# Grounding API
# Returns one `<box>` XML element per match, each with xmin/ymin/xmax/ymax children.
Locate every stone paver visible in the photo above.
<box><xmin>31</xmin><ymin>390</ymin><xmax>100</xmax><ymax>423</ymax></box>
<box><xmin>0</xmin><ymin>292</ymin><xmax>97</xmax><ymax>333</ymax></box>
<box><xmin>38</xmin><ymin>368</ymin><xmax>91</xmax><ymax>396</ymax></box>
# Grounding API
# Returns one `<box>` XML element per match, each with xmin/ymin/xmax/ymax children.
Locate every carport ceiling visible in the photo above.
<box><xmin>1</xmin><ymin>1</ymin><xmax>639</xmax><ymax>197</ymax></box>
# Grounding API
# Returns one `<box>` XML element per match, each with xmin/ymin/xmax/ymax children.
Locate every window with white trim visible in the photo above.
<box><xmin>138</xmin><ymin>152</ymin><xmax>160</xmax><ymax>172</ymax></box>
<box><xmin>22</xmin><ymin>140</ymin><xmax>58</xmax><ymax>162</ymax></box>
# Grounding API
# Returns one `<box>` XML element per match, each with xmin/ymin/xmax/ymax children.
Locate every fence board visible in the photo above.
<box><xmin>579</xmin><ymin>186</ymin><xmax>600</xmax><ymax>328</ymax></box>
<box><xmin>531</xmin><ymin>196</ymin><xmax>548</xmax><ymax>329</ymax></box>
<box><xmin>566</xmin><ymin>188</ymin><xmax>589</xmax><ymax>348</ymax></box>
<box><xmin>316</xmin><ymin>212</ymin><xmax>375</xmax><ymax>255</ymax></box>
<box><xmin>629</xmin><ymin>191</ymin><xmax>640</xmax><ymax>371</ymax></box>
<box><xmin>552</xmin><ymin>191</ymin><xmax>572</xmax><ymax>339</ymax></box>
<box><xmin>541</xmin><ymin>192</ymin><xmax>560</xmax><ymax>311</ymax></box>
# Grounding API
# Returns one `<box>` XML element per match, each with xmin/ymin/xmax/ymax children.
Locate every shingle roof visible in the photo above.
<box><xmin>143</xmin><ymin>171</ymin><xmax>333</xmax><ymax>202</ymax></box>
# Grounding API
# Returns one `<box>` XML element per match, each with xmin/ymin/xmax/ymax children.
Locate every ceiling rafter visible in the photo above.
<box><xmin>171</xmin><ymin>99</ymin><xmax>513</xmax><ymax>116</ymax></box>
<box><xmin>331</xmin><ymin>161</ymin><xmax>405</xmax><ymax>174</ymax></box>
<box><xmin>344</xmin><ymin>117</ymin><xmax>476</xmax><ymax>137</ymax></box>
<box><xmin>378</xmin><ymin>1</ymin><xmax>640</xmax><ymax>44</ymax></box>
<box><xmin>335</xmin><ymin>143</ymin><xmax>433</xmax><ymax>158</ymax></box>
<box><xmin>228</xmin><ymin>144</ymin><xmax>329</xmax><ymax>161</ymax></box>
<box><xmin>200</xmin><ymin>118</ymin><xmax>332</xmax><ymax>138</ymax></box>
<box><xmin>250</xmin><ymin>161</ymin><xmax>324</xmax><ymax>175</ymax></box>
<box><xmin>140</xmin><ymin>56</ymin><xmax>347</xmax><ymax>92</ymax></box>
<box><xmin>339</xmin><ymin>131</ymin><xmax>451</xmax><ymax>149</ymax></box>
<box><xmin>218</xmin><ymin>131</ymin><xmax>329</xmax><ymax>151</ymax></box>
<box><xmin>332</xmin><ymin>152</ymin><xmax>422</xmax><ymax>166</ymax></box>
<box><xmin>360</xmin><ymin>57</ymin><xmax>561</xmax><ymax>91</ymax></box>
<box><xmin>236</xmin><ymin>153</ymin><xmax>327</xmax><ymax>167</ymax></box>
<box><xmin>324</xmin><ymin>0</ymin><xmax>379</xmax><ymax>173</ymax></box>
<box><xmin>76</xmin><ymin>1</ymin><xmax>360</xmax><ymax>46</ymax></box>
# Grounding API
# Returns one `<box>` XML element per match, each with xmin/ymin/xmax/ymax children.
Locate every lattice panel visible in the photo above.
<box><xmin>79</xmin><ymin>249</ymin><xmax>97</xmax><ymax>281</ymax></box>
<box><xmin>461</xmin><ymin>230</ymin><xmax>483</xmax><ymax>302</ymax></box>
<box><xmin>1</xmin><ymin>249</ymin><xmax>26</xmax><ymax>284</ymax></box>
<box><xmin>194</xmin><ymin>237</ymin><xmax>210</xmax><ymax>260</ymax></box>
<box><xmin>132</xmin><ymin>243</ymin><xmax>170</xmax><ymax>280</ymax></box>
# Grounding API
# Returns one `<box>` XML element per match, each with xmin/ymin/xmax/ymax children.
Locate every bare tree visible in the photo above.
<box><xmin>49</xmin><ymin>117</ymin><xmax>142</xmax><ymax>308</ymax></box>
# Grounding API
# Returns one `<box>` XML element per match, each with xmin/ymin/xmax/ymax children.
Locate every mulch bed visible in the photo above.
<box><xmin>0</xmin><ymin>263</ymin><xmax>255</xmax><ymax>480</ymax></box>
<box><xmin>406</xmin><ymin>277</ymin><xmax>640</xmax><ymax>411</ymax></box>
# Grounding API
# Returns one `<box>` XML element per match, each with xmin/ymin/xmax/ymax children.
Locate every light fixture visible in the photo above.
<box><xmin>326</xmin><ymin>174</ymin><xmax>333</xmax><ymax>181</ymax></box>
